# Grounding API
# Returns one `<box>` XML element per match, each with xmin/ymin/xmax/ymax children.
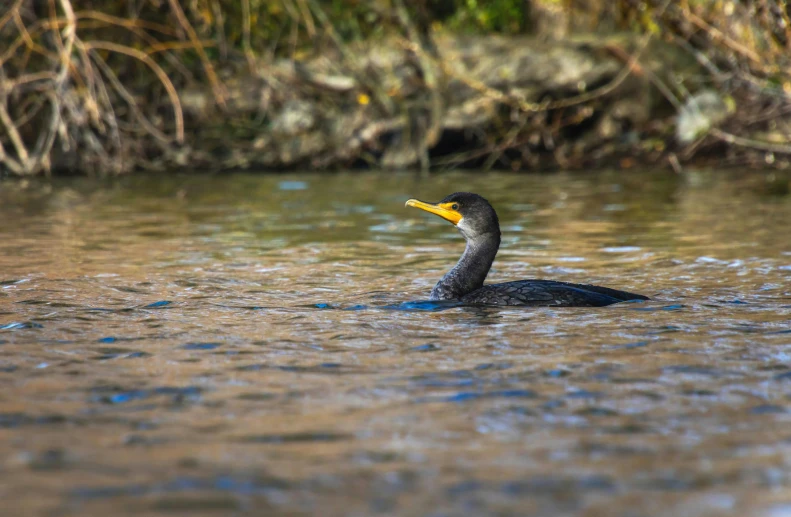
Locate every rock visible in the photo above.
<box><xmin>271</xmin><ymin>100</ymin><xmax>317</xmax><ymax>137</ymax></box>
<box><xmin>676</xmin><ymin>90</ymin><xmax>735</xmax><ymax>144</ymax></box>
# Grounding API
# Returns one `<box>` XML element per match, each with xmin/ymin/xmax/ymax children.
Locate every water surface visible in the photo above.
<box><xmin>1</xmin><ymin>170</ymin><xmax>791</xmax><ymax>516</ymax></box>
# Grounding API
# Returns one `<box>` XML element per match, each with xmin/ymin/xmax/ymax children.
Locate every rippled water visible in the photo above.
<box><xmin>1</xmin><ymin>170</ymin><xmax>791</xmax><ymax>517</ymax></box>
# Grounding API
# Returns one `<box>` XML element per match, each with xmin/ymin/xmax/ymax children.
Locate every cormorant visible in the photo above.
<box><xmin>405</xmin><ymin>192</ymin><xmax>649</xmax><ymax>306</ymax></box>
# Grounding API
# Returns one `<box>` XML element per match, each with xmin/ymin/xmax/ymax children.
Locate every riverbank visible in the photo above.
<box><xmin>2</xmin><ymin>1</ymin><xmax>790</xmax><ymax>176</ymax></box>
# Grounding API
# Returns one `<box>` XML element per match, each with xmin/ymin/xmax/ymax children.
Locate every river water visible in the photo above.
<box><xmin>1</xmin><ymin>170</ymin><xmax>790</xmax><ymax>517</ymax></box>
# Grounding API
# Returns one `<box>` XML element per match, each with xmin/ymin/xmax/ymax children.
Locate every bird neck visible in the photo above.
<box><xmin>431</xmin><ymin>231</ymin><xmax>500</xmax><ymax>300</ymax></box>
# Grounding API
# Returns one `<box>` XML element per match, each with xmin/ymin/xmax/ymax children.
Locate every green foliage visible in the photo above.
<box><xmin>447</xmin><ymin>0</ymin><xmax>528</xmax><ymax>34</ymax></box>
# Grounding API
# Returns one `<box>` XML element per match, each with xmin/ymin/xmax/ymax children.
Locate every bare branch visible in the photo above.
<box><xmin>0</xmin><ymin>93</ymin><xmax>31</xmax><ymax>171</ymax></box>
<box><xmin>240</xmin><ymin>0</ymin><xmax>256</xmax><ymax>72</ymax></box>
<box><xmin>0</xmin><ymin>0</ymin><xmax>24</xmax><ymax>33</ymax></box>
<box><xmin>166</xmin><ymin>0</ymin><xmax>227</xmax><ymax>108</ymax></box>
<box><xmin>87</xmin><ymin>46</ymin><xmax>174</xmax><ymax>145</ymax></box>
<box><xmin>85</xmin><ymin>41</ymin><xmax>184</xmax><ymax>143</ymax></box>
<box><xmin>711</xmin><ymin>128</ymin><xmax>791</xmax><ymax>154</ymax></box>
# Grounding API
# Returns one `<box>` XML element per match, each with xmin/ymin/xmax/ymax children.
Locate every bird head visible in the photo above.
<box><xmin>406</xmin><ymin>192</ymin><xmax>500</xmax><ymax>241</ymax></box>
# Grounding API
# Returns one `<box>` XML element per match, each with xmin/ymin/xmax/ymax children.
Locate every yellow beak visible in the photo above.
<box><xmin>405</xmin><ymin>199</ymin><xmax>463</xmax><ymax>225</ymax></box>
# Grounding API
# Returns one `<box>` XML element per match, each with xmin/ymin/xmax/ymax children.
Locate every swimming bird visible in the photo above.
<box><xmin>405</xmin><ymin>192</ymin><xmax>649</xmax><ymax>306</ymax></box>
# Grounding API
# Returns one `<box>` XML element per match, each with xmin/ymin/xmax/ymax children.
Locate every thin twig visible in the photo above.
<box><xmin>710</xmin><ymin>128</ymin><xmax>791</xmax><ymax>154</ymax></box>
<box><xmin>89</xmin><ymin>49</ymin><xmax>121</xmax><ymax>153</ymax></box>
<box><xmin>0</xmin><ymin>96</ymin><xmax>30</xmax><ymax>170</ymax></box>
<box><xmin>87</xmin><ymin>47</ymin><xmax>174</xmax><ymax>145</ymax></box>
<box><xmin>56</xmin><ymin>0</ymin><xmax>76</xmax><ymax>86</ymax></box>
<box><xmin>167</xmin><ymin>0</ymin><xmax>226</xmax><ymax>108</ymax></box>
<box><xmin>240</xmin><ymin>0</ymin><xmax>257</xmax><ymax>73</ymax></box>
<box><xmin>9</xmin><ymin>94</ymin><xmax>47</xmax><ymax>130</ymax></box>
<box><xmin>295</xmin><ymin>0</ymin><xmax>316</xmax><ymax>38</ymax></box>
<box><xmin>30</xmin><ymin>91</ymin><xmax>61</xmax><ymax>175</ymax></box>
<box><xmin>143</xmin><ymin>40</ymin><xmax>217</xmax><ymax>55</ymax></box>
<box><xmin>13</xmin><ymin>12</ymin><xmax>53</xmax><ymax>61</ymax></box>
<box><xmin>0</xmin><ymin>141</ymin><xmax>24</xmax><ymax>175</ymax></box>
<box><xmin>5</xmin><ymin>71</ymin><xmax>59</xmax><ymax>91</ymax></box>
<box><xmin>85</xmin><ymin>41</ymin><xmax>184</xmax><ymax>142</ymax></box>
<box><xmin>48</xmin><ymin>0</ymin><xmax>66</xmax><ymax>63</ymax></box>
<box><xmin>393</xmin><ymin>0</ymin><xmax>444</xmax><ymax>150</ymax></box>
<box><xmin>209</xmin><ymin>0</ymin><xmax>228</xmax><ymax>60</ymax></box>
<box><xmin>681</xmin><ymin>7</ymin><xmax>762</xmax><ymax>65</ymax></box>
<box><xmin>76</xmin><ymin>10</ymin><xmax>178</xmax><ymax>36</ymax></box>
<box><xmin>483</xmin><ymin>120</ymin><xmax>526</xmax><ymax>170</ymax></box>
<box><xmin>0</xmin><ymin>0</ymin><xmax>24</xmax><ymax>33</ymax></box>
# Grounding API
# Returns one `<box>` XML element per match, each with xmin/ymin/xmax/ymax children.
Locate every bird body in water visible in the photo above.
<box><xmin>405</xmin><ymin>192</ymin><xmax>649</xmax><ymax>307</ymax></box>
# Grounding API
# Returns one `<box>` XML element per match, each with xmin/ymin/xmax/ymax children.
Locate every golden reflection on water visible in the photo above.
<box><xmin>0</xmin><ymin>170</ymin><xmax>790</xmax><ymax>516</ymax></box>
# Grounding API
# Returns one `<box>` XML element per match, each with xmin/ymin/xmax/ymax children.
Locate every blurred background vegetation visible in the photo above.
<box><xmin>1</xmin><ymin>0</ymin><xmax>790</xmax><ymax>176</ymax></box>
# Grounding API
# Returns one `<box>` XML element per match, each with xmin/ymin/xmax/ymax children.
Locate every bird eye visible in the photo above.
<box><xmin>451</xmin><ymin>203</ymin><xmax>459</xmax><ymax>210</ymax></box>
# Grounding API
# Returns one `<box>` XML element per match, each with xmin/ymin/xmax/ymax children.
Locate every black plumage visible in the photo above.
<box><xmin>405</xmin><ymin>192</ymin><xmax>648</xmax><ymax>307</ymax></box>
